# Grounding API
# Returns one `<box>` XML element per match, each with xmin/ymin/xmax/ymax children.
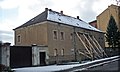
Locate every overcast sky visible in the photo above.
<box><xmin>0</xmin><ymin>0</ymin><xmax>116</xmax><ymax>45</ymax></box>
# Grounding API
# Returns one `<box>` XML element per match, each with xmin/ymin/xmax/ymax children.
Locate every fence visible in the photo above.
<box><xmin>10</xmin><ymin>46</ymin><xmax>32</xmax><ymax>68</ymax></box>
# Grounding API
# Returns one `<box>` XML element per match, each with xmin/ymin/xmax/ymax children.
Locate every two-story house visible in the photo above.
<box><xmin>13</xmin><ymin>8</ymin><xmax>106</xmax><ymax>65</ymax></box>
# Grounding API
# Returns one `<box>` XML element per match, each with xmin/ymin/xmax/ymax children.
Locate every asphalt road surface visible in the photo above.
<box><xmin>85</xmin><ymin>59</ymin><xmax>120</xmax><ymax>72</ymax></box>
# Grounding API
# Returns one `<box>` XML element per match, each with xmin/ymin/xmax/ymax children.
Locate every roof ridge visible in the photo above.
<box><xmin>48</xmin><ymin>9</ymin><xmax>83</xmax><ymax>21</ymax></box>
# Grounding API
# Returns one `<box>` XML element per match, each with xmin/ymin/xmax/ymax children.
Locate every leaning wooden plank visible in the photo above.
<box><xmin>83</xmin><ymin>34</ymin><xmax>101</xmax><ymax>59</ymax></box>
<box><xmin>82</xmin><ymin>34</ymin><xmax>98</xmax><ymax>59</ymax></box>
<box><xmin>78</xmin><ymin>50</ymin><xmax>91</xmax><ymax>59</ymax></box>
<box><xmin>88</xmin><ymin>35</ymin><xmax>103</xmax><ymax>57</ymax></box>
<box><xmin>76</xmin><ymin>32</ymin><xmax>92</xmax><ymax>58</ymax></box>
<box><xmin>92</xmin><ymin>36</ymin><xmax>108</xmax><ymax>57</ymax></box>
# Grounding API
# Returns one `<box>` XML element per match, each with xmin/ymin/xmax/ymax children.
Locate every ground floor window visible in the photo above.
<box><xmin>61</xmin><ymin>49</ymin><xmax>64</xmax><ymax>56</ymax></box>
<box><xmin>54</xmin><ymin>49</ymin><xmax>57</xmax><ymax>56</ymax></box>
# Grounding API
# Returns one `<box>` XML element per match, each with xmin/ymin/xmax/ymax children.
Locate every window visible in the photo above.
<box><xmin>70</xmin><ymin>33</ymin><xmax>73</xmax><ymax>39</ymax></box>
<box><xmin>53</xmin><ymin>30</ymin><xmax>57</xmax><ymax>40</ymax></box>
<box><xmin>17</xmin><ymin>35</ymin><xmax>21</xmax><ymax>42</ymax></box>
<box><xmin>60</xmin><ymin>32</ymin><xmax>65</xmax><ymax>40</ymax></box>
<box><xmin>54</xmin><ymin>49</ymin><xmax>57</xmax><ymax>56</ymax></box>
<box><xmin>61</xmin><ymin>49</ymin><xmax>64</xmax><ymax>56</ymax></box>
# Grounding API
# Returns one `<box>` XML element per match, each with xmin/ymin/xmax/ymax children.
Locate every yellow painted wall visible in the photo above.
<box><xmin>14</xmin><ymin>21</ymin><xmax>105</xmax><ymax>62</ymax></box>
<box><xmin>97</xmin><ymin>4</ymin><xmax>120</xmax><ymax>32</ymax></box>
<box><xmin>97</xmin><ymin>4</ymin><xmax>120</xmax><ymax>47</ymax></box>
<box><xmin>14</xmin><ymin>22</ymin><xmax>48</xmax><ymax>46</ymax></box>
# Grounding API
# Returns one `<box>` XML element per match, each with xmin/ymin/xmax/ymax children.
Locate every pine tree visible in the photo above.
<box><xmin>117</xmin><ymin>31</ymin><xmax>120</xmax><ymax>47</ymax></box>
<box><xmin>106</xmin><ymin>15</ymin><xmax>119</xmax><ymax>48</ymax></box>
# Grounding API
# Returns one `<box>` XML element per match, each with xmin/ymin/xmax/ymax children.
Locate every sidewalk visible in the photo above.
<box><xmin>13</xmin><ymin>56</ymin><xmax>119</xmax><ymax>72</ymax></box>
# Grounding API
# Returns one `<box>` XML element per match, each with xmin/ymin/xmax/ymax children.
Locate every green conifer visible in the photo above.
<box><xmin>106</xmin><ymin>15</ymin><xmax>119</xmax><ymax>48</ymax></box>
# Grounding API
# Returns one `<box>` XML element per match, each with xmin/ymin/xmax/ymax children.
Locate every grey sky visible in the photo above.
<box><xmin>0</xmin><ymin>0</ymin><xmax>116</xmax><ymax>45</ymax></box>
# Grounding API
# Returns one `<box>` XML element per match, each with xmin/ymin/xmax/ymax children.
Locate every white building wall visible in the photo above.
<box><xmin>1</xmin><ymin>43</ymin><xmax>10</xmax><ymax>67</ymax></box>
<box><xmin>32</xmin><ymin>45</ymin><xmax>48</xmax><ymax>66</ymax></box>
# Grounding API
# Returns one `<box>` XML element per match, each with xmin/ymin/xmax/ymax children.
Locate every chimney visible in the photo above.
<box><xmin>45</xmin><ymin>8</ymin><xmax>48</xmax><ymax>11</ymax></box>
<box><xmin>60</xmin><ymin>11</ymin><xmax>63</xmax><ymax>14</ymax></box>
<box><xmin>49</xmin><ymin>9</ymin><xmax>52</xmax><ymax>11</ymax></box>
<box><xmin>77</xmin><ymin>16</ymin><xmax>79</xmax><ymax>19</ymax></box>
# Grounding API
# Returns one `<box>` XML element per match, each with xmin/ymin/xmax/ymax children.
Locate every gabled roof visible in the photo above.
<box><xmin>14</xmin><ymin>10</ymin><xmax>48</xmax><ymax>30</ymax></box>
<box><xmin>14</xmin><ymin>8</ymin><xmax>101</xmax><ymax>32</ymax></box>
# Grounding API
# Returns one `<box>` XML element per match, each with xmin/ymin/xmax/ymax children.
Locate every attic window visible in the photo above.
<box><xmin>77</xmin><ymin>23</ymin><xmax>79</xmax><ymax>25</ymax></box>
<box><xmin>58</xmin><ymin>18</ymin><xmax>61</xmax><ymax>21</ymax></box>
<box><xmin>88</xmin><ymin>26</ymin><xmax>91</xmax><ymax>28</ymax></box>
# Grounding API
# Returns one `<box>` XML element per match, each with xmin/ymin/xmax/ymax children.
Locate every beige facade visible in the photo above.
<box><xmin>14</xmin><ymin>8</ymin><xmax>105</xmax><ymax>64</ymax></box>
<box><xmin>97</xmin><ymin>4</ymin><xmax>120</xmax><ymax>32</ymax></box>
<box><xmin>14</xmin><ymin>22</ymin><xmax>48</xmax><ymax>46</ymax></box>
<box><xmin>97</xmin><ymin>4</ymin><xmax>120</xmax><ymax>47</ymax></box>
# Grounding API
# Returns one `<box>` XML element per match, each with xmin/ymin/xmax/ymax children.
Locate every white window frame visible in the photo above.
<box><xmin>53</xmin><ymin>30</ymin><xmax>58</xmax><ymax>40</ymax></box>
<box><xmin>61</xmin><ymin>49</ymin><xmax>64</xmax><ymax>56</ymax></box>
<box><xmin>60</xmin><ymin>31</ymin><xmax>65</xmax><ymax>40</ymax></box>
<box><xmin>54</xmin><ymin>49</ymin><xmax>57</xmax><ymax>56</ymax></box>
<box><xmin>17</xmin><ymin>34</ymin><xmax>21</xmax><ymax>43</ymax></box>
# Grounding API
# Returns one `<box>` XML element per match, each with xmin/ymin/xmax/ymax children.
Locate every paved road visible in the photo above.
<box><xmin>84</xmin><ymin>59</ymin><xmax>120</xmax><ymax>72</ymax></box>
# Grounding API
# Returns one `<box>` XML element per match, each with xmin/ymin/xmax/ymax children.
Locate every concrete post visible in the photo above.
<box><xmin>1</xmin><ymin>42</ymin><xmax>11</xmax><ymax>67</ymax></box>
<box><xmin>32</xmin><ymin>44</ymin><xmax>39</xmax><ymax>66</ymax></box>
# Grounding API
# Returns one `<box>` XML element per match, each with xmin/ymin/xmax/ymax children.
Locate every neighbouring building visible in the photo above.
<box><xmin>13</xmin><ymin>8</ymin><xmax>106</xmax><ymax>66</ymax></box>
<box><xmin>97</xmin><ymin>4</ymin><xmax>120</xmax><ymax>32</ymax></box>
<box><xmin>97</xmin><ymin>4</ymin><xmax>120</xmax><ymax>47</ymax></box>
<box><xmin>89</xmin><ymin>20</ymin><xmax>97</xmax><ymax>28</ymax></box>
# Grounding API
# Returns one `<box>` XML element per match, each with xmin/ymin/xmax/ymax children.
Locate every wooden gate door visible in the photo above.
<box><xmin>39</xmin><ymin>52</ymin><xmax>46</xmax><ymax>65</ymax></box>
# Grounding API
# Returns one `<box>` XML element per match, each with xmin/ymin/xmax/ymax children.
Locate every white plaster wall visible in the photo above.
<box><xmin>32</xmin><ymin>46</ymin><xmax>48</xmax><ymax>66</ymax></box>
<box><xmin>1</xmin><ymin>44</ymin><xmax>10</xmax><ymax>67</ymax></box>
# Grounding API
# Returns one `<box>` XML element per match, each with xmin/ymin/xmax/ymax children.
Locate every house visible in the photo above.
<box><xmin>97</xmin><ymin>4</ymin><xmax>120</xmax><ymax>47</ymax></box>
<box><xmin>13</xmin><ymin>8</ymin><xmax>106</xmax><ymax>66</ymax></box>
<box><xmin>89</xmin><ymin>20</ymin><xmax>97</xmax><ymax>28</ymax></box>
<box><xmin>97</xmin><ymin>4</ymin><xmax>120</xmax><ymax>32</ymax></box>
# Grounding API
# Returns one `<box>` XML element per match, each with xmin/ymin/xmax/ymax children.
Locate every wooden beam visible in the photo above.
<box><xmin>83</xmin><ymin>34</ymin><xmax>101</xmax><ymax>59</ymax></box>
<box><xmin>78</xmin><ymin>50</ymin><xmax>91</xmax><ymax>59</ymax></box>
<box><xmin>92</xmin><ymin>36</ymin><xmax>108</xmax><ymax>57</ymax></box>
<box><xmin>76</xmin><ymin>32</ymin><xmax>92</xmax><ymax>59</ymax></box>
<box><xmin>88</xmin><ymin>35</ymin><xmax>103</xmax><ymax>57</ymax></box>
<box><xmin>83</xmin><ymin>34</ymin><xmax>96</xmax><ymax>59</ymax></box>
